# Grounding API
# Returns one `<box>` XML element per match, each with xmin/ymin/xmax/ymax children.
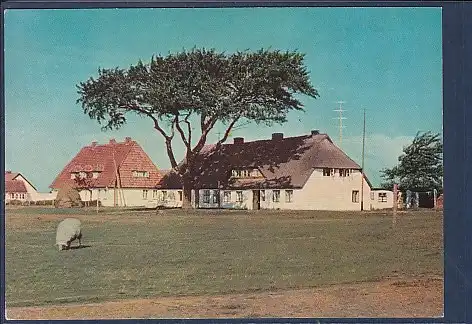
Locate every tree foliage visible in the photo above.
<box><xmin>380</xmin><ymin>131</ymin><xmax>443</xmax><ymax>192</ymax></box>
<box><xmin>77</xmin><ymin>48</ymin><xmax>319</xmax><ymax>207</ymax></box>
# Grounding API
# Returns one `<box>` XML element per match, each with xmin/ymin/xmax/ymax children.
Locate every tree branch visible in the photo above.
<box><xmin>183</xmin><ymin>113</ymin><xmax>192</xmax><ymax>147</ymax></box>
<box><xmin>175</xmin><ymin>114</ymin><xmax>191</xmax><ymax>155</ymax></box>
<box><xmin>164</xmin><ymin>138</ymin><xmax>178</xmax><ymax>169</ymax></box>
<box><xmin>192</xmin><ymin>117</ymin><xmax>218</xmax><ymax>155</ymax></box>
<box><xmin>216</xmin><ymin>116</ymin><xmax>240</xmax><ymax>147</ymax></box>
<box><xmin>125</xmin><ymin>104</ymin><xmax>172</xmax><ymax>140</ymax></box>
<box><xmin>124</xmin><ymin>103</ymin><xmax>179</xmax><ymax>169</ymax></box>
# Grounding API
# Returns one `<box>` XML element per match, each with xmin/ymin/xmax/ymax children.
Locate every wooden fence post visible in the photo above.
<box><xmin>393</xmin><ymin>184</ymin><xmax>398</xmax><ymax>227</ymax></box>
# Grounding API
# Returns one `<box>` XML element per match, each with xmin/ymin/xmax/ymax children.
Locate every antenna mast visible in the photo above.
<box><xmin>333</xmin><ymin>101</ymin><xmax>347</xmax><ymax>147</ymax></box>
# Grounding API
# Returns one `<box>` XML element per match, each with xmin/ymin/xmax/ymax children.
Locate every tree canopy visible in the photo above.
<box><xmin>380</xmin><ymin>131</ymin><xmax>443</xmax><ymax>192</ymax></box>
<box><xmin>77</xmin><ymin>48</ymin><xmax>319</xmax><ymax>207</ymax></box>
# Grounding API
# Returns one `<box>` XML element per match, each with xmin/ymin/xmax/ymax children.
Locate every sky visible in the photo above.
<box><xmin>4</xmin><ymin>7</ymin><xmax>443</xmax><ymax>192</ymax></box>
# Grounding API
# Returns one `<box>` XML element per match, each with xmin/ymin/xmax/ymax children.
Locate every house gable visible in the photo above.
<box><xmin>118</xmin><ymin>143</ymin><xmax>162</xmax><ymax>188</ymax></box>
<box><xmin>50</xmin><ymin>138</ymin><xmax>162</xmax><ymax>190</ymax></box>
<box><xmin>5</xmin><ymin>171</ymin><xmax>38</xmax><ymax>193</ymax></box>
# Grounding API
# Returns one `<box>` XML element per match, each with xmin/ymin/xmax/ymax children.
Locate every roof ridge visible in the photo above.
<box><xmin>203</xmin><ymin>133</ymin><xmax>327</xmax><ymax>149</ymax></box>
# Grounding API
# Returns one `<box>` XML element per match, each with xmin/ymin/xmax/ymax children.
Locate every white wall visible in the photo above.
<box><xmin>5</xmin><ymin>192</ymin><xmax>29</xmax><ymax>202</ymax></box>
<box><xmin>369</xmin><ymin>190</ymin><xmax>394</xmax><ymax>210</ymax></box>
<box><xmin>78</xmin><ymin>188</ymin><xmax>183</xmax><ymax>208</ymax></box>
<box><xmin>209</xmin><ymin>169</ymin><xmax>373</xmax><ymax>211</ymax></box>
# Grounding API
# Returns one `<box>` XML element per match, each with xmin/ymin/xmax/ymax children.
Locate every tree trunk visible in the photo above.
<box><xmin>181</xmin><ymin>174</ymin><xmax>194</xmax><ymax>209</ymax></box>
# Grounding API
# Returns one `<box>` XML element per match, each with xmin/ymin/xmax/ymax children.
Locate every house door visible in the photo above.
<box><xmin>252</xmin><ymin>190</ymin><xmax>260</xmax><ymax>210</ymax></box>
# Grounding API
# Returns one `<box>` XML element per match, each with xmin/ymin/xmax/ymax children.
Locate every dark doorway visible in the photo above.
<box><xmin>418</xmin><ymin>192</ymin><xmax>435</xmax><ymax>208</ymax></box>
<box><xmin>253</xmin><ymin>190</ymin><xmax>261</xmax><ymax>210</ymax></box>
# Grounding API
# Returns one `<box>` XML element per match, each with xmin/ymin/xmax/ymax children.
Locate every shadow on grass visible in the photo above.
<box><xmin>68</xmin><ymin>245</ymin><xmax>92</xmax><ymax>250</ymax></box>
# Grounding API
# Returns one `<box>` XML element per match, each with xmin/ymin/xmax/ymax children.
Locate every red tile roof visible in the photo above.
<box><xmin>5</xmin><ymin>180</ymin><xmax>27</xmax><ymax>193</ymax></box>
<box><xmin>50</xmin><ymin>138</ymin><xmax>163</xmax><ymax>189</ymax></box>
<box><xmin>5</xmin><ymin>171</ymin><xmax>38</xmax><ymax>191</ymax></box>
<box><xmin>158</xmin><ymin>132</ymin><xmax>363</xmax><ymax>190</ymax></box>
<box><xmin>5</xmin><ymin>171</ymin><xmax>19</xmax><ymax>182</ymax></box>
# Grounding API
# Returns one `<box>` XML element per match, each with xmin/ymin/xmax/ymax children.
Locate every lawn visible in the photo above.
<box><xmin>4</xmin><ymin>207</ymin><xmax>443</xmax><ymax>307</ymax></box>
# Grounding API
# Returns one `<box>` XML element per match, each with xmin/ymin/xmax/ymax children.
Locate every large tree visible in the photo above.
<box><xmin>380</xmin><ymin>131</ymin><xmax>443</xmax><ymax>192</ymax></box>
<box><xmin>77</xmin><ymin>48</ymin><xmax>319</xmax><ymax>208</ymax></box>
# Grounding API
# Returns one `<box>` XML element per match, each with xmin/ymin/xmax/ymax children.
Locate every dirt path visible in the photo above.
<box><xmin>7</xmin><ymin>277</ymin><xmax>443</xmax><ymax>319</ymax></box>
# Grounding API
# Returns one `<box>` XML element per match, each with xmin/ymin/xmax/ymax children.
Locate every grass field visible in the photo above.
<box><xmin>5</xmin><ymin>207</ymin><xmax>443</xmax><ymax>309</ymax></box>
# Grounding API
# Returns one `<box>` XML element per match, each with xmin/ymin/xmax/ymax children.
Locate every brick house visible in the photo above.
<box><xmin>50</xmin><ymin>137</ymin><xmax>182</xmax><ymax>207</ymax></box>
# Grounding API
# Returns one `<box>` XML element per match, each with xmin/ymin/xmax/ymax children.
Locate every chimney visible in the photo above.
<box><xmin>311</xmin><ymin>130</ymin><xmax>320</xmax><ymax>136</ymax></box>
<box><xmin>109</xmin><ymin>138</ymin><xmax>117</xmax><ymax>144</ymax></box>
<box><xmin>125</xmin><ymin>137</ymin><xmax>132</xmax><ymax>143</ymax></box>
<box><xmin>91</xmin><ymin>141</ymin><xmax>98</xmax><ymax>147</ymax></box>
<box><xmin>233</xmin><ymin>137</ymin><xmax>244</xmax><ymax>144</ymax></box>
<box><xmin>272</xmin><ymin>133</ymin><xmax>284</xmax><ymax>141</ymax></box>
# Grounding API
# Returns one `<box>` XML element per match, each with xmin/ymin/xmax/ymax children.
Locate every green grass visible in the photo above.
<box><xmin>5</xmin><ymin>208</ymin><xmax>443</xmax><ymax>307</ymax></box>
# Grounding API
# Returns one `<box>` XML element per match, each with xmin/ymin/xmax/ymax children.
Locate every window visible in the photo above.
<box><xmin>232</xmin><ymin>169</ymin><xmax>261</xmax><ymax>178</ymax></box>
<box><xmin>352</xmin><ymin>190</ymin><xmax>359</xmax><ymax>203</ymax></box>
<box><xmin>251</xmin><ymin>169</ymin><xmax>261</xmax><ymax>177</ymax></box>
<box><xmin>370</xmin><ymin>192</ymin><xmax>375</xmax><ymax>200</ymax></box>
<box><xmin>161</xmin><ymin>191</ymin><xmax>168</xmax><ymax>201</ymax></box>
<box><xmin>133</xmin><ymin>170</ymin><xmax>149</xmax><ymax>178</ymax></box>
<box><xmin>285</xmin><ymin>190</ymin><xmax>293</xmax><ymax>203</ymax></box>
<box><xmin>178</xmin><ymin>191</ymin><xmax>183</xmax><ymax>201</ymax></box>
<box><xmin>203</xmin><ymin>190</ymin><xmax>211</xmax><ymax>203</ymax></box>
<box><xmin>223</xmin><ymin>191</ymin><xmax>231</xmax><ymax>203</ymax></box>
<box><xmin>339</xmin><ymin>169</ymin><xmax>350</xmax><ymax>177</ymax></box>
<box><xmin>236</xmin><ymin>191</ymin><xmax>243</xmax><ymax>202</ymax></box>
<box><xmin>260</xmin><ymin>190</ymin><xmax>266</xmax><ymax>202</ymax></box>
<box><xmin>152</xmin><ymin>190</ymin><xmax>158</xmax><ymax>199</ymax></box>
<box><xmin>142</xmin><ymin>190</ymin><xmax>148</xmax><ymax>199</ymax></box>
<box><xmin>79</xmin><ymin>172</ymin><xmax>87</xmax><ymax>179</ymax></box>
<box><xmin>273</xmin><ymin>190</ymin><xmax>280</xmax><ymax>202</ymax></box>
<box><xmin>378</xmin><ymin>193</ymin><xmax>388</xmax><ymax>202</ymax></box>
<box><xmin>212</xmin><ymin>190</ymin><xmax>219</xmax><ymax>204</ymax></box>
<box><xmin>323</xmin><ymin>168</ymin><xmax>333</xmax><ymax>176</ymax></box>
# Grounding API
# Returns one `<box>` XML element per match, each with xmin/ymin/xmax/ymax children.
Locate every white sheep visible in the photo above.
<box><xmin>55</xmin><ymin>218</ymin><xmax>83</xmax><ymax>251</ymax></box>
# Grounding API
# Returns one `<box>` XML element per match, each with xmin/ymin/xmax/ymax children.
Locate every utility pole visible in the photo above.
<box><xmin>333</xmin><ymin>101</ymin><xmax>347</xmax><ymax>148</ymax></box>
<box><xmin>360</xmin><ymin>106</ymin><xmax>366</xmax><ymax>211</ymax></box>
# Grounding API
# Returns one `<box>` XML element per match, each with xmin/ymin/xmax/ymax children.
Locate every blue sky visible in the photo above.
<box><xmin>4</xmin><ymin>7</ymin><xmax>442</xmax><ymax>192</ymax></box>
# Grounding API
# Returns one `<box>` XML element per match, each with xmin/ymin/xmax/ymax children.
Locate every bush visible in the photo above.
<box><xmin>33</xmin><ymin>200</ymin><xmax>55</xmax><ymax>206</ymax></box>
<box><xmin>6</xmin><ymin>200</ymin><xmax>24</xmax><ymax>206</ymax></box>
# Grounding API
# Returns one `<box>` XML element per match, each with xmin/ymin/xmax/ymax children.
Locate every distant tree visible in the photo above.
<box><xmin>77</xmin><ymin>48</ymin><xmax>319</xmax><ymax>208</ymax></box>
<box><xmin>380</xmin><ymin>131</ymin><xmax>443</xmax><ymax>192</ymax></box>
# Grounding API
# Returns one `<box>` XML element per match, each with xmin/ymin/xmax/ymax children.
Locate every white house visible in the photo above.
<box><xmin>49</xmin><ymin>137</ymin><xmax>183</xmax><ymax>208</ymax></box>
<box><xmin>369</xmin><ymin>189</ymin><xmax>395</xmax><ymax>210</ymax></box>
<box><xmin>5</xmin><ymin>171</ymin><xmax>56</xmax><ymax>203</ymax></box>
<box><xmin>159</xmin><ymin>130</ymin><xmax>394</xmax><ymax>211</ymax></box>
